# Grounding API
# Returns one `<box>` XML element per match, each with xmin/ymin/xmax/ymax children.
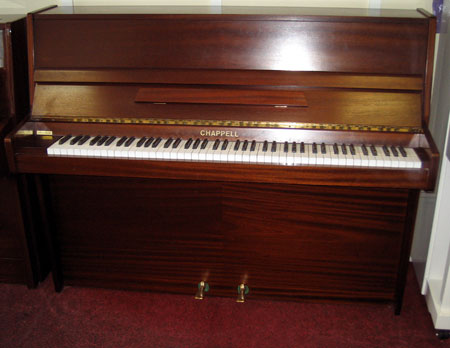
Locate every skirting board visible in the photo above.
<box><xmin>426</xmin><ymin>279</ymin><xmax>450</xmax><ymax>329</ymax></box>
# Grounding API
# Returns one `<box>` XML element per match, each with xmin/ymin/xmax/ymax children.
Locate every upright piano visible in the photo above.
<box><xmin>0</xmin><ymin>15</ymin><xmax>49</xmax><ymax>286</ymax></box>
<box><xmin>6</xmin><ymin>6</ymin><xmax>439</xmax><ymax>313</ymax></box>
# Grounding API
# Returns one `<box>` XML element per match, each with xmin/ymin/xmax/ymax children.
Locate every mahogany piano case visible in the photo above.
<box><xmin>5</xmin><ymin>6</ymin><xmax>439</xmax><ymax>313</ymax></box>
<box><xmin>0</xmin><ymin>15</ymin><xmax>49</xmax><ymax>286</ymax></box>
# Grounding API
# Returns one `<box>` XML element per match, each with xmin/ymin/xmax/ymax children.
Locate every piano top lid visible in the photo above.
<box><xmin>36</xmin><ymin>6</ymin><xmax>430</xmax><ymax>21</ymax></box>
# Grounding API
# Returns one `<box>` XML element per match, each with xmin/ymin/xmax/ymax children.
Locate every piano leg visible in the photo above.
<box><xmin>394</xmin><ymin>189</ymin><xmax>420</xmax><ymax>315</ymax></box>
<box><xmin>34</xmin><ymin>175</ymin><xmax>64</xmax><ymax>292</ymax></box>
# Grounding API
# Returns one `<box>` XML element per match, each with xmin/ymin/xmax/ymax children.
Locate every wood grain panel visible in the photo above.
<box><xmin>31</xmin><ymin>85</ymin><xmax>423</xmax><ymax>128</ymax></box>
<box><xmin>34</xmin><ymin>69</ymin><xmax>424</xmax><ymax>91</ymax></box>
<box><xmin>135</xmin><ymin>86</ymin><xmax>308</xmax><ymax>107</ymax></box>
<box><xmin>48</xmin><ymin>175</ymin><xmax>410</xmax><ymax>301</ymax></box>
<box><xmin>33</xmin><ymin>18</ymin><xmax>429</xmax><ymax>75</ymax></box>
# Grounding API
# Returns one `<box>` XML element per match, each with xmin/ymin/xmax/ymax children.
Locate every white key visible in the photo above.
<box><xmin>262</xmin><ymin>142</ymin><xmax>273</xmax><ymax>164</ymax></box>
<box><xmin>212</xmin><ymin>140</ymin><xmax>223</xmax><ymax>162</ymax></box>
<box><xmin>255</xmin><ymin>142</ymin><xmax>265</xmax><ymax>164</ymax></box>
<box><xmin>134</xmin><ymin>138</ymin><xmax>151</xmax><ymax>159</ymax></box>
<box><xmin>48</xmin><ymin>135</ymin><xmax>74</xmax><ymax>155</ymax></box>
<box><xmin>199</xmin><ymin>141</ymin><xmax>213</xmax><ymax>161</ymax></box>
<box><xmin>249</xmin><ymin>142</ymin><xmax>260</xmax><ymax>163</ymax></box>
<box><xmin>95</xmin><ymin>136</ymin><xmax>113</xmax><ymax>157</ymax></box>
<box><xmin>227</xmin><ymin>142</ymin><xmax>238</xmax><ymax>162</ymax></box>
<box><xmin>377</xmin><ymin>146</ymin><xmax>391</xmax><ymax>168</ymax></box>
<box><xmin>329</xmin><ymin>145</ymin><xmax>340</xmax><ymax>166</ymax></box>
<box><xmin>148</xmin><ymin>138</ymin><xmax>164</xmax><ymax>159</ymax></box>
<box><xmin>372</xmin><ymin>146</ymin><xmax>384</xmax><ymax>167</ymax></box>
<box><xmin>219</xmin><ymin>141</ymin><xmax>231</xmax><ymax>162</ymax></box>
<box><xmin>286</xmin><ymin>143</ymin><xmax>295</xmax><ymax>165</ymax></box>
<box><xmin>306</xmin><ymin>144</ymin><xmax>316</xmax><ymax>165</ymax></box>
<box><xmin>191</xmin><ymin>140</ymin><xmax>203</xmax><ymax>161</ymax></box>
<box><xmin>322</xmin><ymin>144</ymin><xmax>332</xmax><ymax>165</ymax></box>
<box><xmin>66</xmin><ymin>136</ymin><xmax>84</xmax><ymax>156</ymax></box>
<box><xmin>124</xmin><ymin>137</ymin><xmax>140</xmax><ymax>159</ymax></box>
<box><xmin>298</xmin><ymin>143</ymin><xmax>308</xmax><ymax>165</ymax></box>
<box><xmin>339</xmin><ymin>145</ymin><xmax>355</xmax><ymax>167</ymax></box>
<box><xmin>388</xmin><ymin>146</ymin><xmax>400</xmax><ymax>168</ymax></box>
<box><xmin>404</xmin><ymin>148</ymin><xmax>422</xmax><ymax>169</ymax></box>
<box><xmin>172</xmin><ymin>139</ymin><xmax>187</xmax><ymax>160</ymax></box>
<box><xmin>269</xmin><ymin>143</ymin><xmax>280</xmax><ymax>165</ymax></box>
<box><xmin>366</xmin><ymin>145</ymin><xmax>378</xmax><ymax>167</ymax></box>
<box><xmin>315</xmin><ymin>143</ymin><xmax>325</xmax><ymax>165</ymax></box>
<box><xmin>355</xmin><ymin>146</ymin><xmax>366</xmax><ymax>167</ymax></box>
<box><xmin>60</xmin><ymin>136</ymin><xmax>79</xmax><ymax>156</ymax></box>
<box><xmin>241</xmin><ymin>141</ymin><xmax>251</xmax><ymax>163</ymax></box>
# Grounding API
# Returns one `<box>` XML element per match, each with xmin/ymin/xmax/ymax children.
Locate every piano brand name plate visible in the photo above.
<box><xmin>200</xmin><ymin>130</ymin><xmax>238</xmax><ymax>137</ymax></box>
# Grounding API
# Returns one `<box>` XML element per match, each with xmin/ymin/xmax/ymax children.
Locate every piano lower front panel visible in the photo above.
<box><xmin>47</xmin><ymin>175</ymin><xmax>414</xmax><ymax>302</ymax></box>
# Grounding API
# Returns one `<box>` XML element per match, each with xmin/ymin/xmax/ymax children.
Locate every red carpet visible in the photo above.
<box><xmin>1</xmin><ymin>266</ymin><xmax>448</xmax><ymax>348</ymax></box>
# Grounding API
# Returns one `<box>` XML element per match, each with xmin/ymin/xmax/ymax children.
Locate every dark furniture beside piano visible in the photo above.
<box><xmin>5</xmin><ymin>6</ymin><xmax>439</xmax><ymax>313</ymax></box>
<box><xmin>0</xmin><ymin>15</ymin><xmax>49</xmax><ymax>286</ymax></box>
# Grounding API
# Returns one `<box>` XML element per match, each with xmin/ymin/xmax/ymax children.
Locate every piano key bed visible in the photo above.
<box><xmin>47</xmin><ymin>135</ymin><xmax>423</xmax><ymax>169</ymax></box>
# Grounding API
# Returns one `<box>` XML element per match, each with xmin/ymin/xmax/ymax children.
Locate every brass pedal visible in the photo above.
<box><xmin>195</xmin><ymin>281</ymin><xmax>209</xmax><ymax>300</ymax></box>
<box><xmin>236</xmin><ymin>283</ymin><xmax>249</xmax><ymax>303</ymax></box>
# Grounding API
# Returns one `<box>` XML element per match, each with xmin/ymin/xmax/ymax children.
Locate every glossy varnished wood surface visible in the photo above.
<box><xmin>47</xmin><ymin>175</ymin><xmax>413</xmax><ymax>301</ymax></box>
<box><xmin>31</xmin><ymin>85</ymin><xmax>423</xmax><ymax>129</ymax></box>
<box><xmin>33</xmin><ymin>13</ymin><xmax>428</xmax><ymax>75</ymax></box>
<box><xmin>0</xmin><ymin>176</ymin><xmax>27</xmax><ymax>283</ymax></box>
<box><xmin>7</xmin><ymin>123</ymin><xmax>439</xmax><ymax>191</ymax></box>
<box><xmin>0</xmin><ymin>17</ymin><xmax>46</xmax><ymax>286</ymax></box>
<box><xmin>11</xmin><ymin>7</ymin><xmax>438</xmax><ymax>312</ymax></box>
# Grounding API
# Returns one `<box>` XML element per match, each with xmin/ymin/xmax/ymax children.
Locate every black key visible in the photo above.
<box><xmin>137</xmin><ymin>137</ymin><xmax>147</xmax><ymax>147</ymax></box>
<box><xmin>370</xmin><ymin>145</ymin><xmax>377</xmax><ymax>156</ymax></box>
<box><xmin>200</xmin><ymin>139</ymin><xmax>208</xmax><ymax>149</ymax></box>
<box><xmin>221</xmin><ymin>139</ymin><xmax>229</xmax><ymax>151</ymax></box>
<box><xmin>97</xmin><ymin>136</ymin><xmax>109</xmax><ymax>146</ymax></box>
<box><xmin>361</xmin><ymin>144</ymin><xmax>369</xmax><ymax>156</ymax></box>
<box><xmin>164</xmin><ymin>138</ymin><xmax>173</xmax><ymax>148</ymax></box>
<box><xmin>382</xmin><ymin>145</ymin><xmax>390</xmax><ymax>157</ymax></box>
<box><xmin>152</xmin><ymin>137</ymin><xmax>162</xmax><ymax>148</ymax></box>
<box><xmin>242</xmin><ymin>140</ymin><xmax>249</xmax><ymax>151</ymax></box>
<box><xmin>125</xmin><ymin>137</ymin><xmax>135</xmax><ymax>147</ymax></box>
<box><xmin>320</xmin><ymin>143</ymin><xmax>326</xmax><ymax>154</ymax></box>
<box><xmin>271</xmin><ymin>141</ymin><xmax>277</xmax><ymax>153</ymax></box>
<box><xmin>262</xmin><ymin>141</ymin><xmax>268</xmax><ymax>152</ymax></box>
<box><xmin>233</xmin><ymin>140</ymin><xmax>241</xmax><ymax>151</ymax></box>
<box><xmin>79</xmin><ymin>135</ymin><xmax>91</xmax><ymax>146</ymax></box>
<box><xmin>292</xmin><ymin>142</ymin><xmax>297</xmax><ymax>153</ymax></box>
<box><xmin>250</xmin><ymin>140</ymin><xmax>256</xmax><ymax>152</ymax></box>
<box><xmin>173</xmin><ymin>138</ymin><xmax>181</xmax><ymax>148</ymax></box>
<box><xmin>333</xmin><ymin>143</ymin><xmax>339</xmax><ymax>155</ymax></box>
<box><xmin>390</xmin><ymin>146</ymin><xmax>399</xmax><ymax>157</ymax></box>
<box><xmin>193</xmin><ymin>138</ymin><xmax>201</xmax><ymax>150</ymax></box>
<box><xmin>212</xmin><ymin>139</ymin><xmax>220</xmax><ymax>150</ymax></box>
<box><xmin>349</xmin><ymin>144</ymin><xmax>356</xmax><ymax>155</ymax></box>
<box><xmin>341</xmin><ymin>144</ymin><xmax>347</xmax><ymax>155</ymax></box>
<box><xmin>89</xmin><ymin>135</ymin><xmax>102</xmax><ymax>146</ymax></box>
<box><xmin>184</xmin><ymin>138</ymin><xmax>193</xmax><ymax>149</ymax></box>
<box><xmin>58</xmin><ymin>135</ymin><xmax>72</xmax><ymax>145</ymax></box>
<box><xmin>70</xmin><ymin>135</ymin><xmax>83</xmax><ymax>145</ymax></box>
<box><xmin>144</xmin><ymin>137</ymin><xmax>154</xmax><ymax>148</ymax></box>
<box><xmin>399</xmin><ymin>146</ymin><xmax>407</xmax><ymax>157</ymax></box>
<box><xmin>116</xmin><ymin>136</ymin><xmax>127</xmax><ymax>147</ymax></box>
<box><xmin>284</xmin><ymin>141</ymin><xmax>289</xmax><ymax>153</ymax></box>
<box><xmin>312</xmin><ymin>143</ymin><xmax>318</xmax><ymax>154</ymax></box>
<box><xmin>300</xmin><ymin>142</ymin><xmax>305</xmax><ymax>153</ymax></box>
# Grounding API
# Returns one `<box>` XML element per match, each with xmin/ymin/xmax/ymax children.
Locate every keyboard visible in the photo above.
<box><xmin>47</xmin><ymin>135</ymin><xmax>422</xmax><ymax>169</ymax></box>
